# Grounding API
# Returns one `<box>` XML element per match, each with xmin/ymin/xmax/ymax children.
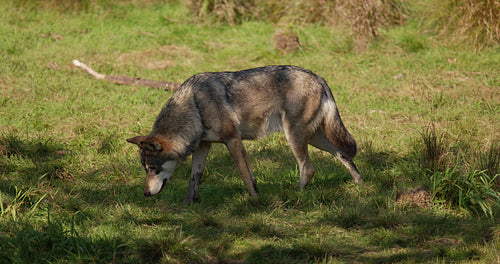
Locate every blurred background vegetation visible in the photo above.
<box><xmin>11</xmin><ymin>0</ymin><xmax>500</xmax><ymax>48</ymax></box>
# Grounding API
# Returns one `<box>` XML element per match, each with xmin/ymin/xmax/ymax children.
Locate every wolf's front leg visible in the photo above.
<box><xmin>224</xmin><ymin>137</ymin><xmax>259</xmax><ymax>197</ymax></box>
<box><xmin>184</xmin><ymin>142</ymin><xmax>211</xmax><ymax>204</ymax></box>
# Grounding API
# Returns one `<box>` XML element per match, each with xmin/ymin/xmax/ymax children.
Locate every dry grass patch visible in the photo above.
<box><xmin>439</xmin><ymin>0</ymin><xmax>500</xmax><ymax>47</ymax></box>
<box><xmin>184</xmin><ymin>0</ymin><xmax>407</xmax><ymax>47</ymax></box>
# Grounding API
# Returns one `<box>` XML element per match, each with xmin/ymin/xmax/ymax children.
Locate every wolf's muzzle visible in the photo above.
<box><xmin>144</xmin><ymin>178</ymin><xmax>168</xmax><ymax>197</ymax></box>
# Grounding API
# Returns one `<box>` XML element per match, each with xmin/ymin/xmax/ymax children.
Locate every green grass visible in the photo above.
<box><xmin>1</xmin><ymin>1</ymin><xmax>499</xmax><ymax>263</ymax></box>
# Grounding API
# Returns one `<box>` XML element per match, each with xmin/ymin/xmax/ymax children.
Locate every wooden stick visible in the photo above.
<box><xmin>72</xmin><ymin>60</ymin><xmax>181</xmax><ymax>91</ymax></box>
<box><xmin>72</xmin><ymin>60</ymin><xmax>105</xmax><ymax>79</ymax></box>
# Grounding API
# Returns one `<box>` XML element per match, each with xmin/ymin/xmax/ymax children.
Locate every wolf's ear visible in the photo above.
<box><xmin>126</xmin><ymin>136</ymin><xmax>147</xmax><ymax>147</ymax></box>
<box><xmin>141</xmin><ymin>140</ymin><xmax>163</xmax><ymax>152</ymax></box>
<box><xmin>127</xmin><ymin>136</ymin><xmax>164</xmax><ymax>152</ymax></box>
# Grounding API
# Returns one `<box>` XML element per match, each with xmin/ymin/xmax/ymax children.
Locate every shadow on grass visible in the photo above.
<box><xmin>0</xmin><ymin>216</ymin><xmax>128</xmax><ymax>263</ymax></box>
<box><xmin>315</xmin><ymin>202</ymin><xmax>492</xmax><ymax>263</ymax></box>
<box><xmin>0</xmin><ymin>134</ymin><xmax>70</xmax><ymax>184</ymax></box>
<box><xmin>0</xmin><ymin>134</ymin><xmax>71</xmax><ymax>215</ymax></box>
<box><xmin>245</xmin><ymin>243</ymin><xmax>362</xmax><ymax>264</ymax></box>
<box><xmin>2</xmin><ymin>135</ymin><xmax>497</xmax><ymax>263</ymax></box>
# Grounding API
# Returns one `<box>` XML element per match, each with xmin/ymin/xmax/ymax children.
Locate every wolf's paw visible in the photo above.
<box><xmin>183</xmin><ymin>197</ymin><xmax>199</xmax><ymax>204</ymax></box>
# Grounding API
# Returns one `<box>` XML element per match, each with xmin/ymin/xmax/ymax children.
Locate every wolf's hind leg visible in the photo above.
<box><xmin>309</xmin><ymin>130</ymin><xmax>362</xmax><ymax>183</ymax></box>
<box><xmin>283</xmin><ymin>125</ymin><xmax>315</xmax><ymax>189</ymax></box>
<box><xmin>184</xmin><ymin>142</ymin><xmax>211</xmax><ymax>204</ymax></box>
<box><xmin>224</xmin><ymin>137</ymin><xmax>259</xmax><ymax>197</ymax></box>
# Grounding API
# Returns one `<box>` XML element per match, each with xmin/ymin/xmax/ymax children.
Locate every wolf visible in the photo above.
<box><xmin>127</xmin><ymin>65</ymin><xmax>362</xmax><ymax>204</ymax></box>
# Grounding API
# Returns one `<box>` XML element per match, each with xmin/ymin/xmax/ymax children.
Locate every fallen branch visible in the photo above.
<box><xmin>72</xmin><ymin>59</ymin><xmax>181</xmax><ymax>91</ymax></box>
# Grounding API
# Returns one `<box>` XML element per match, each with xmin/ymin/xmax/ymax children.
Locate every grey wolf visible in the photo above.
<box><xmin>127</xmin><ymin>65</ymin><xmax>362</xmax><ymax>203</ymax></box>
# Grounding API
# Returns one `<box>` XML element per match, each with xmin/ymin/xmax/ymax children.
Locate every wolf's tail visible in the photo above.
<box><xmin>322</xmin><ymin>101</ymin><xmax>357</xmax><ymax>160</ymax></box>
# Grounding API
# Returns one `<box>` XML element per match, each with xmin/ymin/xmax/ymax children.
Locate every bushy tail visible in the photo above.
<box><xmin>323</xmin><ymin>101</ymin><xmax>357</xmax><ymax>159</ymax></box>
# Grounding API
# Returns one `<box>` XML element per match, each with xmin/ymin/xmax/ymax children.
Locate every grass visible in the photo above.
<box><xmin>1</xmin><ymin>0</ymin><xmax>499</xmax><ymax>263</ymax></box>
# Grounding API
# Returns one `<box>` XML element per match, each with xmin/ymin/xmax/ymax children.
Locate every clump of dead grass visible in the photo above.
<box><xmin>184</xmin><ymin>0</ymin><xmax>407</xmax><ymax>44</ymax></box>
<box><xmin>340</xmin><ymin>0</ymin><xmax>407</xmax><ymax>37</ymax></box>
<box><xmin>434</xmin><ymin>0</ymin><xmax>500</xmax><ymax>48</ymax></box>
<box><xmin>186</xmin><ymin>0</ymin><xmax>499</xmax><ymax>49</ymax></box>
<box><xmin>185</xmin><ymin>0</ymin><xmax>250</xmax><ymax>25</ymax></box>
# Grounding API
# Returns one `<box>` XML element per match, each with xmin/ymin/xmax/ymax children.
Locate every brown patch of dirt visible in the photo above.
<box><xmin>273</xmin><ymin>30</ymin><xmax>300</xmax><ymax>53</ymax></box>
<box><xmin>396</xmin><ymin>187</ymin><xmax>432</xmax><ymax>208</ymax></box>
<box><xmin>116</xmin><ymin>45</ymin><xmax>199</xmax><ymax>69</ymax></box>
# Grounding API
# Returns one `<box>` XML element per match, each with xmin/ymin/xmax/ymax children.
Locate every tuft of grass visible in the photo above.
<box><xmin>416</xmin><ymin>125</ymin><xmax>449</xmax><ymax>172</ymax></box>
<box><xmin>431</xmin><ymin>165</ymin><xmax>500</xmax><ymax>218</ymax></box>
<box><xmin>0</xmin><ymin>186</ymin><xmax>47</xmax><ymax>221</ymax></box>
<box><xmin>414</xmin><ymin>125</ymin><xmax>500</xmax><ymax>217</ymax></box>
<box><xmin>475</xmin><ymin>141</ymin><xmax>500</xmax><ymax>179</ymax></box>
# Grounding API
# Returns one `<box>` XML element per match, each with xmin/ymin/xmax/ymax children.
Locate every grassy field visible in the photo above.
<box><xmin>1</xmin><ymin>0</ymin><xmax>499</xmax><ymax>263</ymax></box>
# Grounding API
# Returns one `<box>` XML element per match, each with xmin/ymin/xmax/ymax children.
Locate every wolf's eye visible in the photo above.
<box><xmin>148</xmin><ymin>165</ymin><xmax>161</xmax><ymax>173</ymax></box>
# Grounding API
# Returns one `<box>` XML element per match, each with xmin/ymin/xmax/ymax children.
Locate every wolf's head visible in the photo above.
<box><xmin>126</xmin><ymin>135</ymin><xmax>180</xmax><ymax>197</ymax></box>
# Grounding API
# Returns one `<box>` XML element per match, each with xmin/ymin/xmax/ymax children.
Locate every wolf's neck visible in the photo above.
<box><xmin>151</xmin><ymin>96</ymin><xmax>203</xmax><ymax>159</ymax></box>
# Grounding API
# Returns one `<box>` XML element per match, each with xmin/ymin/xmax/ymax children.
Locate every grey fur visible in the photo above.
<box><xmin>127</xmin><ymin>65</ymin><xmax>362</xmax><ymax>203</ymax></box>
